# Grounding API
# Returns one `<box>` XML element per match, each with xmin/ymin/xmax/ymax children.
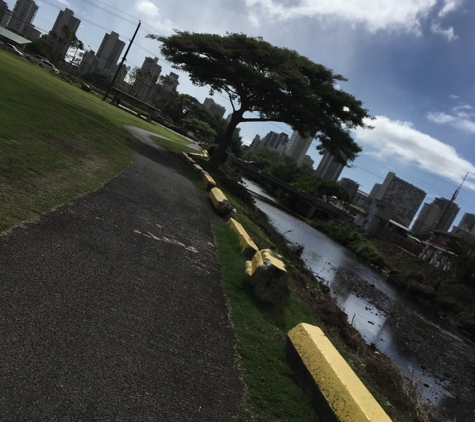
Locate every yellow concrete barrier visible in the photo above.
<box><xmin>245</xmin><ymin>249</ymin><xmax>289</xmax><ymax>303</ymax></box>
<box><xmin>209</xmin><ymin>187</ymin><xmax>232</xmax><ymax>216</ymax></box>
<box><xmin>192</xmin><ymin>163</ymin><xmax>203</xmax><ymax>173</ymax></box>
<box><xmin>201</xmin><ymin>171</ymin><xmax>217</xmax><ymax>191</ymax></box>
<box><xmin>245</xmin><ymin>249</ymin><xmax>286</xmax><ymax>276</ymax></box>
<box><xmin>228</xmin><ymin>218</ymin><xmax>258</xmax><ymax>258</ymax></box>
<box><xmin>181</xmin><ymin>151</ymin><xmax>189</xmax><ymax>161</ymax></box>
<box><xmin>287</xmin><ymin>323</ymin><xmax>392</xmax><ymax>422</ymax></box>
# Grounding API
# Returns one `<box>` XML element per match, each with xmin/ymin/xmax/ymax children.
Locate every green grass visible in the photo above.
<box><xmin>149</xmin><ymin>129</ymin><xmax>193</xmax><ymax>145</ymax></box>
<box><xmin>213</xmin><ymin>222</ymin><xmax>319</xmax><ymax>421</ymax></box>
<box><xmin>0</xmin><ymin>51</ymin><xmax>184</xmax><ymax>232</ymax></box>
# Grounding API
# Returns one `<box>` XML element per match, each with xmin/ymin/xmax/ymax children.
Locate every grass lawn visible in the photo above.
<box><xmin>0</xmin><ymin>50</ymin><xmax>188</xmax><ymax>232</ymax></box>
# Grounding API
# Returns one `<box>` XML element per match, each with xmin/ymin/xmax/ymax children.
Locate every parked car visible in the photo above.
<box><xmin>81</xmin><ymin>83</ymin><xmax>92</xmax><ymax>92</ymax></box>
<box><xmin>1</xmin><ymin>42</ymin><xmax>23</xmax><ymax>56</ymax></box>
<box><xmin>38</xmin><ymin>58</ymin><xmax>59</xmax><ymax>74</ymax></box>
<box><xmin>25</xmin><ymin>53</ymin><xmax>47</xmax><ymax>64</ymax></box>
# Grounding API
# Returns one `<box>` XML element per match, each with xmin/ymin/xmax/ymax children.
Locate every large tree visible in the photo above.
<box><xmin>148</xmin><ymin>31</ymin><xmax>372</xmax><ymax>167</ymax></box>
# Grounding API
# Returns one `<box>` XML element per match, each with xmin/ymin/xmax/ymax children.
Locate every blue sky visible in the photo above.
<box><xmin>7</xmin><ymin>0</ymin><xmax>475</xmax><ymax>228</ymax></box>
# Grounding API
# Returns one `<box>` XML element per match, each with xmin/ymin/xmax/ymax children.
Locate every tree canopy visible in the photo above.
<box><xmin>148</xmin><ymin>31</ymin><xmax>372</xmax><ymax>167</ymax></box>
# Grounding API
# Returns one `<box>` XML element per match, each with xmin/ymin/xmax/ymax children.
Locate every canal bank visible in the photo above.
<box><xmin>243</xmin><ymin>179</ymin><xmax>475</xmax><ymax>422</ymax></box>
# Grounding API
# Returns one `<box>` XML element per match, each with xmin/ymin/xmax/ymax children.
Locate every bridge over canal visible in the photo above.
<box><xmin>228</xmin><ymin>156</ymin><xmax>352</xmax><ymax>221</ymax></box>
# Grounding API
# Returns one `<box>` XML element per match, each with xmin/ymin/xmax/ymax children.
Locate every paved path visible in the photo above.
<box><xmin>0</xmin><ymin>134</ymin><xmax>247</xmax><ymax>420</ymax></box>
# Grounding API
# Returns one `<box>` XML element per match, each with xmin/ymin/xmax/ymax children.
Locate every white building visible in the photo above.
<box><xmin>133</xmin><ymin>57</ymin><xmax>162</xmax><ymax>101</ymax></box>
<box><xmin>96</xmin><ymin>31</ymin><xmax>125</xmax><ymax>76</ymax></box>
<box><xmin>50</xmin><ymin>8</ymin><xmax>80</xmax><ymax>59</ymax></box>
<box><xmin>284</xmin><ymin>130</ymin><xmax>313</xmax><ymax>166</ymax></box>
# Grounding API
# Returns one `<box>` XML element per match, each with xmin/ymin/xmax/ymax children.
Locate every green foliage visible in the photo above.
<box><xmin>150</xmin><ymin>31</ymin><xmax>372</xmax><ymax>167</ymax></box>
<box><xmin>311</xmin><ymin>219</ymin><xmax>385</xmax><ymax>267</ymax></box>
<box><xmin>244</xmin><ymin>148</ymin><xmax>348</xmax><ymax>203</ymax></box>
<box><xmin>448</xmin><ymin>238</ymin><xmax>475</xmax><ymax>285</ymax></box>
<box><xmin>181</xmin><ymin>118</ymin><xmax>216</xmax><ymax>144</ymax></box>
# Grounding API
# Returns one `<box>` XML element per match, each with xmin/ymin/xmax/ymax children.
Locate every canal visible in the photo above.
<box><xmin>243</xmin><ymin>179</ymin><xmax>475</xmax><ymax>421</ymax></box>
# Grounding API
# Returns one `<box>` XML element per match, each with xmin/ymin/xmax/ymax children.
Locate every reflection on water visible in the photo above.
<box><xmin>243</xmin><ymin>179</ymin><xmax>475</xmax><ymax>420</ymax></box>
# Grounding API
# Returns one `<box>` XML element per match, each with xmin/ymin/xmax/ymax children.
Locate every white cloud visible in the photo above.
<box><xmin>133</xmin><ymin>0</ymin><xmax>176</xmax><ymax>34</ymax></box>
<box><xmin>244</xmin><ymin>0</ymin><xmax>463</xmax><ymax>35</ymax></box>
<box><xmin>438</xmin><ymin>0</ymin><xmax>463</xmax><ymax>17</ymax></box>
<box><xmin>57</xmin><ymin>0</ymin><xmax>71</xmax><ymax>6</ymax></box>
<box><xmin>354</xmin><ymin>115</ymin><xmax>475</xmax><ymax>190</ymax></box>
<box><xmin>430</xmin><ymin>22</ymin><xmax>458</xmax><ymax>41</ymax></box>
<box><xmin>427</xmin><ymin>104</ymin><xmax>475</xmax><ymax>133</ymax></box>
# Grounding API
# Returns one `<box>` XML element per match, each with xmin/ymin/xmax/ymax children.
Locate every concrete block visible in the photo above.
<box><xmin>201</xmin><ymin>171</ymin><xmax>217</xmax><ymax>191</ymax></box>
<box><xmin>245</xmin><ymin>249</ymin><xmax>289</xmax><ymax>303</ymax></box>
<box><xmin>287</xmin><ymin>323</ymin><xmax>392</xmax><ymax>422</ymax></box>
<box><xmin>228</xmin><ymin>218</ymin><xmax>258</xmax><ymax>258</ymax></box>
<box><xmin>209</xmin><ymin>187</ymin><xmax>232</xmax><ymax>216</ymax></box>
<box><xmin>192</xmin><ymin>163</ymin><xmax>203</xmax><ymax>173</ymax></box>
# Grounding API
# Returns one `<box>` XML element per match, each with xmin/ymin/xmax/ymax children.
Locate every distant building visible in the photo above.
<box><xmin>96</xmin><ymin>31</ymin><xmax>125</xmax><ymax>76</ymax></box>
<box><xmin>252</xmin><ymin>131</ymin><xmax>288</xmax><ymax>155</ymax></box>
<box><xmin>373</xmin><ymin>172</ymin><xmax>426</xmax><ymax>227</ymax></box>
<box><xmin>0</xmin><ymin>1</ymin><xmax>11</xmax><ymax>27</ymax></box>
<box><xmin>352</xmin><ymin>189</ymin><xmax>371</xmax><ymax>211</ymax></box>
<box><xmin>412</xmin><ymin>197</ymin><xmax>459</xmax><ymax>234</ymax></box>
<box><xmin>453</xmin><ymin>212</ymin><xmax>475</xmax><ymax>235</ymax></box>
<box><xmin>22</xmin><ymin>22</ymin><xmax>40</xmax><ymax>39</ymax></box>
<box><xmin>338</xmin><ymin>178</ymin><xmax>359</xmax><ymax>199</ymax></box>
<box><xmin>161</xmin><ymin>72</ymin><xmax>179</xmax><ymax>91</ymax></box>
<box><xmin>7</xmin><ymin>0</ymin><xmax>37</xmax><ymax>33</ymax></box>
<box><xmin>203</xmin><ymin>97</ymin><xmax>226</xmax><ymax>117</ymax></box>
<box><xmin>301</xmin><ymin>155</ymin><xmax>314</xmax><ymax>169</ymax></box>
<box><xmin>50</xmin><ymin>8</ymin><xmax>80</xmax><ymax>59</ymax></box>
<box><xmin>133</xmin><ymin>56</ymin><xmax>162</xmax><ymax>101</ymax></box>
<box><xmin>284</xmin><ymin>131</ymin><xmax>313</xmax><ymax>166</ymax></box>
<box><xmin>314</xmin><ymin>151</ymin><xmax>345</xmax><ymax>182</ymax></box>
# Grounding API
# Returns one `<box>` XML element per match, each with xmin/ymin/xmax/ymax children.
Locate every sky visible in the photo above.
<box><xmin>6</xmin><ymin>0</ymin><xmax>475</xmax><ymax>229</ymax></box>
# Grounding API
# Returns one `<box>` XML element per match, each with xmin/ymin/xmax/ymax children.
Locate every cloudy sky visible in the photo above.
<box><xmin>9</xmin><ymin>0</ymin><xmax>475</xmax><ymax>228</ymax></box>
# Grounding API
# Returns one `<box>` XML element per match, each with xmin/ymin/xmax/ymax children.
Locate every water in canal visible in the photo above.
<box><xmin>243</xmin><ymin>179</ymin><xmax>475</xmax><ymax>421</ymax></box>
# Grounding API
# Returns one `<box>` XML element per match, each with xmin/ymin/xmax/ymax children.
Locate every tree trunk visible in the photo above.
<box><xmin>208</xmin><ymin>110</ymin><xmax>243</xmax><ymax>168</ymax></box>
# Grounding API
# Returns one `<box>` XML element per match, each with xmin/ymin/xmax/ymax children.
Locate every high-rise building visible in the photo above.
<box><xmin>7</xmin><ymin>0</ymin><xmax>38</xmax><ymax>33</ymax></box>
<box><xmin>284</xmin><ymin>130</ymin><xmax>313</xmax><ymax>166</ymax></box>
<box><xmin>413</xmin><ymin>197</ymin><xmax>460</xmax><ymax>234</ymax></box>
<box><xmin>96</xmin><ymin>31</ymin><xmax>125</xmax><ymax>75</ymax></box>
<box><xmin>338</xmin><ymin>178</ymin><xmax>359</xmax><ymax>200</ymax></box>
<box><xmin>133</xmin><ymin>56</ymin><xmax>162</xmax><ymax>101</ymax></box>
<box><xmin>0</xmin><ymin>1</ymin><xmax>11</xmax><ymax>27</ymax></box>
<box><xmin>203</xmin><ymin>97</ymin><xmax>226</xmax><ymax>117</ymax></box>
<box><xmin>314</xmin><ymin>151</ymin><xmax>345</xmax><ymax>181</ymax></box>
<box><xmin>162</xmin><ymin>72</ymin><xmax>179</xmax><ymax>91</ymax></box>
<box><xmin>373</xmin><ymin>172</ymin><xmax>426</xmax><ymax>227</ymax></box>
<box><xmin>50</xmin><ymin>8</ymin><xmax>80</xmax><ymax>59</ymax></box>
<box><xmin>457</xmin><ymin>213</ymin><xmax>475</xmax><ymax>234</ymax></box>
<box><xmin>259</xmin><ymin>131</ymin><xmax>289</xmax><ymax>155</ymax></box>
<box><xmin>301</xmin><ymin>155</ymin><xmax>314</xmax><ymax>169</ymax></box>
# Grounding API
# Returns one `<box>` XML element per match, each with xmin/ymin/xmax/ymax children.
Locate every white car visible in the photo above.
<box><xmin>25</xmin><ymin>53</ymin><xmax>47</xmax><ymax>64</ymax></box>
<box><xmin>2</xmin><ymin>42</ymin><xmax>23</xmax><ymax>56</ymax></box>
<box><xmin>38</xmin><ymin>58</ymin><xmax>59</xmax><ymax>74</ymax></box>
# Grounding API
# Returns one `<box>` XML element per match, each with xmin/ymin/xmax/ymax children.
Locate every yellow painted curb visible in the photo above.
<box><xmin>228</xmin><ymin>218</ymin><xmax>258</xmax><ymax>258</ymax></box>
<box><xmin>209</xmin><ymin>187</ymin><xmax>232</xmax><ymax>216</ymax></box>
<box><xmin>287</xmin><ymin>323</ymin><xmax>392</xmax><ymax>422</ymax></box>
<box><xmin>245</xmin><ymin>249</ymin><xmax>286</xmax><ymax>276</ymax></box>
<box><xmin>201</xmin><ymin>171</ymin><xmax>217</xmax><ymax>191</ymax></box>
<box><xmin>192</xmin><ymin>163</ymin><xmax>203</xmax><ymax>173</ymax></box>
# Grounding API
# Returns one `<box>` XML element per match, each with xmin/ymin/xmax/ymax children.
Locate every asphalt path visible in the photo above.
<box><xmin>0</xmin><ymin>133</ymin><xmax>247</xmax><ymax>420</ymax></box>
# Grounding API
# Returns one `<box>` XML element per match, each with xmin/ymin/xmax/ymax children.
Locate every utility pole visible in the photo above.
<box><xmin>436</xmin><ymin>172</ymin><xmax>468</xmax><ymax>231</ymax></box>
<box><xmin>103</xmin><ymin>20</ymin><xmax>141</xmax><ymax>101</ymax></box>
